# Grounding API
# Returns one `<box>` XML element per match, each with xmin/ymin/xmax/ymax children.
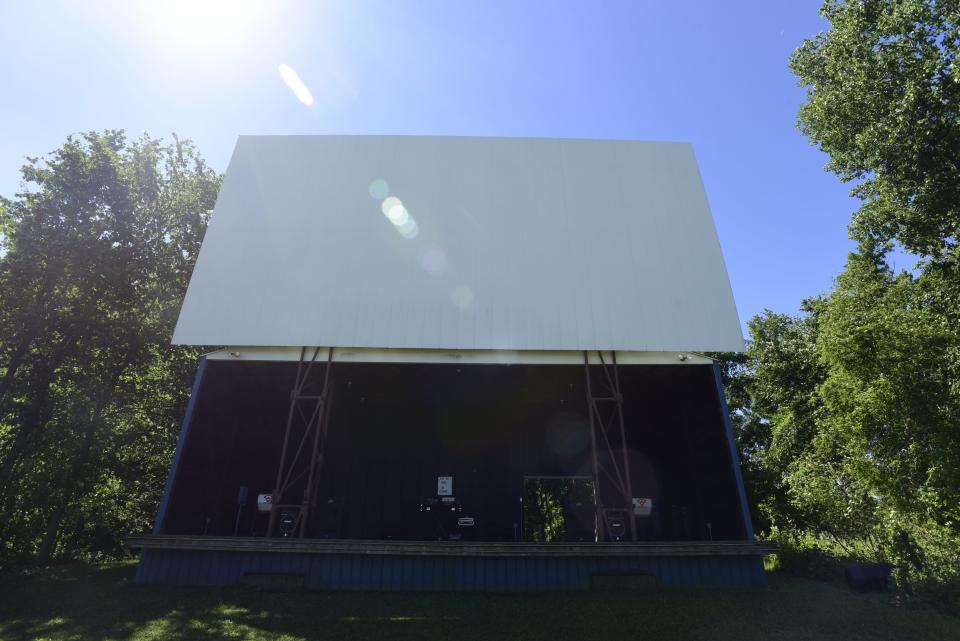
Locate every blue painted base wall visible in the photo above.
<box><xmin>135</xmin><ymin>549</ymin><xmax>766</xmax><ymax>590</ymax></box>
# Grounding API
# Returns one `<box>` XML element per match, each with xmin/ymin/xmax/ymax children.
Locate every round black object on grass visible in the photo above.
<box><xmin>845</xmin><ymin>563</ymin><xmax>892</xmax><ymax>592</ymax></box>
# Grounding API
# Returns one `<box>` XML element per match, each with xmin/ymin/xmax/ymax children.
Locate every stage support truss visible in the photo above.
<box><xmin>267</xmin><ymin>347</ymin><xmax>334</xmax><ymax>538</ymax></box>
<box><xmin>584</xmin><ymin>351</ymin><xmax>637</xmax><ymax>542</ymax></box>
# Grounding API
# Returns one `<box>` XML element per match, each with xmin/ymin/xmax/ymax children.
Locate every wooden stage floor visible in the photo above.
<box><xmin>128</xmin><ymin>535</ymin><xmax>775</xmax><ymax>590</ymax></box>
<box><xmin>128</xmin><ymin>535</ymin><xmax>776</xmax><ymax>557</ymax></box>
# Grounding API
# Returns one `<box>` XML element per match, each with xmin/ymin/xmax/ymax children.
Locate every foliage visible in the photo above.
<box><xmin>791</xmin><ymin>0</ymin><xmax>960</xmax><ymax>257</ymax></box>
<box><xmin>713</xmin><ymin>0</ymin><xmax>960</xmax><ymax>610</ymax></box>
<box><xmin>0</xmin><ymin>131</ymin><xmax>218</xmax><ymax>564</ymax></box>
<box><xmin>764</xmin><ymin>530</ymin><xmax>864</xmax><ymax>584</ymax></box>
<box><xmin>736</xmin><ymin>270</ymin><xmax>960</xmax><ymax>607</ymax></box>
<box><xmin>522</xmin><ymin>478</ymin><xmax>595</xmax><ymax>542</ymax></box>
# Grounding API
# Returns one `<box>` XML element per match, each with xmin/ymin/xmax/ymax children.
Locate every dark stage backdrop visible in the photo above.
<box><xmin>161</xmin><ymin>361</ymin><xmax>747</xmax><ymax>542</ymax></box>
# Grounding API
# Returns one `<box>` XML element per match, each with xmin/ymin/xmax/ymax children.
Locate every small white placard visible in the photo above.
<box><xmin>632</xmin><ymin>497</ymin><xmax>653</xmax><ymax>517</ymax></box>
<box><xmin>437</xmin><ymin>476</ymin><xmax>453</xmax><ymax>496</ymax></box>
<box><xmin>257</xmin><ymin>494</ymin><xmax>273</xmax><ymax>512</ymax></box>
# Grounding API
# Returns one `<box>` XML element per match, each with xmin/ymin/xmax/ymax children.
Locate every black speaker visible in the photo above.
<box><xmin>278</xmin><ymin>510</ymin><xmax>296</xmax><ymax>537</ymax></box>
<box><xmin>605</xmin><ymin>510</ymin><xmax>629</xmax><ymax>541</ymax></box>
<box><xmin>310</xmin><ymin>497</ymin><xmax>345</xmax><ymax>539</ymax></box>
<box><xmin>563</xmin><ymin>498</ymin><xmax>596</xmax><ymax>541</ymax></box>
<box><xmin>233</xmin><ymin>486</ymin><xmax>249</xmax><ymax>536</ymax></box>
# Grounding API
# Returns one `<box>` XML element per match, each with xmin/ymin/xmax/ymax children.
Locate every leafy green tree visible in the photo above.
<box><xmin>733</xmin><ymin>0</ymin><xmax>960</xmax><ymax>601</ymax></box>
<box><xmin>791</xmin><ymin>0</ymin><xmax>959</xmax><ymax>257</ymax></box>
<box><xmin>0</xmin><ymin>131</ymin><xmax>218</xmax><ymax>562</ymax></box>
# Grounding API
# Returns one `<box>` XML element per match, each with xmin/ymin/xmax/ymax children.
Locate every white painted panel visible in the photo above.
<box><xmin>173</xmin><ymin>136</ymin><xmax>744</xmax><ymax>351</ymax></box>
<box><xmin>203</xmin><ymin>347</ymin><xmax>716</xmax><ymax>366</ymax></box>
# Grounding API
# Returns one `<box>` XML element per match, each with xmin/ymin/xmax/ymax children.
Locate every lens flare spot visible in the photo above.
<box><xmin>380</xmin><ymin>196</ymin><xmax>419</xmax><ymax>239</ymax></box>
<box><xmin>419</xmin><ymin>246</ymin><xmax>448</xmax><ymax>274</ymax></box>
<box><xmin>381</xmin><ymin>196</ymin><xmax>402</xmax><ymax>216</ymax></box>
<box><xmin>451</xmin><ymin>285</ymin><xmax>474</xmax><ymax>308</ymax></box>
<box><xmin>368</xmin><ymin>179</ymin><xmax>389</xmax><ymax>200</ymax></box>
<box><xmin>397</xmin><ymin>218</ymin><xmax>419</xmax><ymax>239</ymax></box>
<box><xmin>386</xmin><ymin>204</ymin><xmax>410</xmax><ymax>225</ymax></box>
<box><xmin>278</xmin><ymin>64</ymin><xmax>314</xmax><ymax>106</ymax></box>
<box><xmin>546</xmin><ymin>412</ymin><xmax>590</xmax><ymax>457</ymax></box>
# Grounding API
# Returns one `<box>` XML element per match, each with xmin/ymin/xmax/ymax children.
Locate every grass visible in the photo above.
<box><xmin>1</xmin><ymin>561</ymin><xmax>958</xmax><ymax>641</ymax></box>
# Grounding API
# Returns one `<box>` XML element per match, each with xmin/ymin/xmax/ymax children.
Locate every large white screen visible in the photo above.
<box><xmin>173</xmin><ymin>136</ymin><xmax>743</xmax><ymax>352</ymax></box>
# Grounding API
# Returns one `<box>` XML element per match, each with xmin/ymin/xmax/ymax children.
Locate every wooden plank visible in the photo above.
<box><xmin>127</xmin><ymin>535</ymin><xmax>777</xmax><ymax>558</ymax></box>
<box><xmin>134</xmin><ymin>547</ymin><xmax>775</xmax><ymax>591</ymax></box>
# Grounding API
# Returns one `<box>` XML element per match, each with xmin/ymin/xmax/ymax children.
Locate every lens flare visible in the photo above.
<box><xmin>380</xmin><ymin>196</ymin><xmax>419</xmax><ymax>239</ymax></box>
<box><xmin>386</xmin><ymin>204</ymin><xmax>409</xmax><ymax>226</ymax></box>
<box><xmin>451</xmin><ymin>285</ymin><xmax>474</xmax><ymax>309</ymax></box>
<box><xmin>419</xmin><ymin>246</ymin><xmax>448</xmax><ymax>274</ymax></box>
<box><xmin>368</xmin><ymin>179</ymin><xmax>390</xmax><ymax>200</ymax></box>
<box><xmin>381</xmin><ymin>196</ymin><xmax>402</xmax><ymax>216</ymax></box>
<box><xmin>397</xmin><ymin>218</ymin><xmax>419</xmax><ymax>239</ymax></box>
<box><xmin>278</xmin><ymin>64</ymin><xmax>314</xmax><ymax>106</ymax></box>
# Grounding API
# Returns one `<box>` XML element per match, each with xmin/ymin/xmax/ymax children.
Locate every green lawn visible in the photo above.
<box><xmin>0</xmin><ymin>561</ymin><xmax>957</xmax><ymax>641</ymax></box>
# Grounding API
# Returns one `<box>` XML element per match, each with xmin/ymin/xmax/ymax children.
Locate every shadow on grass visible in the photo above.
<box><xmin>1</xmin><ymin>561</ymin><xmax>958</xmax><ymax>641</ymax></box>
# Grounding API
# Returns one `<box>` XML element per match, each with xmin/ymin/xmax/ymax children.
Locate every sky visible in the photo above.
<box><xmin>0</xmin><ymin>1</ymin><xmax>866</xmax><ymax>333</ymax></box>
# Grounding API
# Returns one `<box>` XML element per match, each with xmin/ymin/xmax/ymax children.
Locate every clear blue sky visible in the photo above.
<box><xmin>0</xmin><ymin>1</ymin><xmax>865</xmax><ymax>333</ymax></box>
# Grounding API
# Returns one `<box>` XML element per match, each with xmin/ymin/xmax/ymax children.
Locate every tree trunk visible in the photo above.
<box><xmin>33</xmin><ymin>346</ymin><xmax>138</xmax><ymax>564</ymax></box>
<box><xmin>0</xmin><ymin>333</ymin><xmax>79</xmax><ymax>499</ymax></box>
<box><xmin>0</xmin><ymin>335</ymin><xmax>33</xmax><ymax>405</ymax></box>
<box><xmin>0</xmin><ymin>265</ymin><xmax>64</xmax><ymax>405</ymax></box>
<box><xmin>37</xmin><ymin>504</ymin><xmax>65</xmax><ymax>564</ymax></box>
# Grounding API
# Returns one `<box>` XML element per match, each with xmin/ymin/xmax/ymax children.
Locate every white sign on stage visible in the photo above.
<box><xmin>632</xmin><ymin>497</ymin><xmax>653</xmax><ymax>517</ymax></box>
<box><xmin>437</xmin><ymin>476</ymin><xmax>453</xmax><ymax>496</ymax></box>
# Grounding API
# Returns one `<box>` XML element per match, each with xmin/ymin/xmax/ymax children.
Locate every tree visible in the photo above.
<box><xmin>791</xmin><ymin>0</ymin><xmax>960</xmax><ymax>257</ymax></box>
<box><xmin>0</xmin><ymin>131</ymin><xmax>218</xmax><ymax>562</ymax></box>
<box><xmin>733</xmin><ymin>0</ymin><xmax>960</xmax><ymax>599</ymax></box>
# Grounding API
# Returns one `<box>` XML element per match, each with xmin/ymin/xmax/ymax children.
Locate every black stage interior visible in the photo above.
<box><xmin>162</xmin><ymin>361</ymin><xmax>747</xmax><ymax>542</ymax></box>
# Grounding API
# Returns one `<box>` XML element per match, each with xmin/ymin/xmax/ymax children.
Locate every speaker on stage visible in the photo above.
<box><xmin>310</xmin><ymin>497</ymin><xmax>345</xmax><ymax>539</ymax></box>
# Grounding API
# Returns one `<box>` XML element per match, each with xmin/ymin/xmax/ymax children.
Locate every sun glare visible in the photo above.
<box><xmin>145</xmin><ymin>0</ymin><xmax>264</xmax><ymax>52</ymax></box>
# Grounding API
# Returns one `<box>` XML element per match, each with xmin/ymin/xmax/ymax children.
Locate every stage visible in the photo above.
<box><xmin>133</xmin><ymin>356</ymin><xmax>769</xmax><ymax>590</ymax></box>
<box><xmin>156</xmin><ymin>359</ymin><xmax>754</xmax><ymax>543</ymax></box>
<box><xmin>128</xmin><ymin>535</ymin><xmax>775</xmax><ymax>590</ymax></box>
<box><xmin>135</xmin><ymin>136</ymin><xmax>762</xmax><ymax>590</ymax></box>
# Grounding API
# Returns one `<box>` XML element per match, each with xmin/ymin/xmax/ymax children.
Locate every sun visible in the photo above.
<box><xmin>143</xmin><ymin>0</ymin><xmax>266</xmax><ymax>54</ymax></box>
